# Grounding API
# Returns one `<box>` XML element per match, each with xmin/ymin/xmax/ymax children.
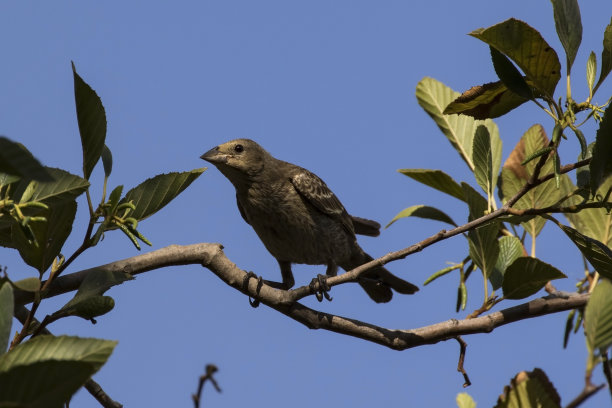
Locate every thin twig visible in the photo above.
<box><xmin>565</xmin><ymin>382</ymin><xmax>606</xmax><ymax>408</ymax></box>
<box><xmin>192</xmin><ymin>364</ymin><xmax>221</xmax><ymax>408</ymax></box>
<box><xmin>455</xmin><ymin>336</ymin><xmax>471</xmax><ymax>387</ymax></box>
<box><xmin>10</xmin><ymin>220</ymin><xmax>95</xmax><ymax>349</ymax></box>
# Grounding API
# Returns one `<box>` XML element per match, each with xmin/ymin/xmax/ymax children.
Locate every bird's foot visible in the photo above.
<box><xmin>243</xmin><ymin>271</ymin><xmax>264</xmax><ymax>308</ymax></box>
<box><xmin>309</xmin><ymin>274</ymin><xmax>333</xmax><ymax>302</ymax></box>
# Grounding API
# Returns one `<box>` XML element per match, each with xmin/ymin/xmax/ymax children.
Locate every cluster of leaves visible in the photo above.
<box><xmin>0</xmin><ymin>63</ymin><xmax>205</xmax><ymax>406</ymax></box>
<box><xmin>388</xmin><ymin>1</ymin><xmax>612</xmax><ymax>406</ymax></box>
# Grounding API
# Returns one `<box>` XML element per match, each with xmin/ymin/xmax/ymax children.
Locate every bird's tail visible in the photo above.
<box><xmin>345</xmin><ymin>252</ymin><xmax>419</xmax><ymax>303</ymax></box>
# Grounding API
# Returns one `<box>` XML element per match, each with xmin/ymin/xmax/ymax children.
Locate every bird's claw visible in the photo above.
<box><xmin>309</xmin><ymin>274</ymin><xmax>333</xmax><ymax>302</ymax></box>
<box><xmin>243</xmin><ymin>271</ymin><xmax>263</xmax><ymax>308</ymax></box>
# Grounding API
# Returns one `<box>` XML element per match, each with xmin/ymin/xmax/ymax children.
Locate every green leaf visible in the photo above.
<box><xmin>0</xmin><ymin>137</ymin><xmax>53</xmax><ymax>182</ymax></box>
<box><xmin>386</xmin><ymin>205</ymin><xmax>457</xmax><ymax>228</ymax></box>
<box><xmin>551</xmin><ymin>0</ymin><xmax>583</xmax><ymax>72</ymax></box>
<box><xmin>0</xmin><ymin>173</ymin><xmax>20</xmax><ymax>188</ymax></box>
<box><xmin>416</xmin><ymin>77</ymin><xmax>500</xmax><ymax>171</ymax></box>
<box><xmin>557</xmin><ymin>223</ymin><xmax>612</xmax><ymax>280</ymax></box>
<box><xmin>0</xmin><ymin>335</ymin><xmax>116</xmax><ymax>408</ymax></box>
<box><xmin>594</xmin><ymin>17</ymin><xmax>612</xmax><ymax>92</ymax></box>
<box><xmin>490</xmin><ymin>46</ymin><xmax>533</xmax><ymax>99</ymax></box>
<box><xmin>12</xmin><ymin>200</ymin><xmax>77</xmax><ymax>274</ymax></box>
<box><xmin>589</xmin><ymin>104</ymin><xmax>612</xmax><ymax>195</ymax></box>
<box><xmin>585</xmin><ymin>278</ymin><xmax>612</xmax><ymax>350</ymax></box>
<box><xmin>502</xmin><ymin>257</ymin><xmax>567</xmax><ymax>299</ymax></box>
<box><xmin>499</xmin><ymin>124</ymin><xmax>571</xmax><ymax>238</ymax></box>
<box><xmin>119</xmin><ymin>168</ymin><xmax>206</xmax><ymax>222</ymax></box>
<box><xmin>398</xmin><ymin>168</ymin><xmax>465</xmax><ymax>202</ymax></box>
<box><xmin>61</xmin><ymin>295</ymin><xmax>115</xmax><ymax>321</ymax></box>
<box><xmin>457</xmin><ymin>392</ymin><xmax>476</xmax><ymax>408</ymax></box>
<box><xmin>494</xmin><ymin>368</ymin><xmax>561</xmax><ymax>408</ymax></box>
<box><xmin>470</xmin><ymin>18</ymin><xmax>561</xmax><ymax>97</ymax></box>
<box><xmin>472</xmin><ymin>125</ymin><xmax>495</xmax><ymax>199</ymax></box>
<box><xmin>587</xmin><ymin>51</ymin><xmax>597</xmax><ymax>96</ymax></box>
<box><xmin>101</xmin><ymin>145</ymin><xmax>113</xmax><ymax>178</ymax></box>
<box><xmin>463</xmin><ymin>183</ymin><xmax>500</xmax><ymax>282</ymax></box>
<box><xmin>565</xmin><ymin>176</ymin><xmax>612</xmax><ymax>248</ymax></box>
<box><xmin>61</xmin><ymin>269</ymin><xmax>133</xmax><ymax>313</ymax></box>
<box><xmin>0</xmin><ymin>282</ymin><xmax>13</xmax><ymax>354</ymax></box>
<box><xmin>12</xmin><ymin>277</ymin><xmax>41</xmax><ymax>292</ymax></box>
<box><xmin>10</xmin><ymin>167</ymin><xmax>89</xmax><ymax>206</ymax></box>
<box><xmin>72</xmin><ymin>62</ymin><xmax>107</xmax><ymax>180</ymax></box>
<box><xmin>444</xmin><ymin>80</ymin><xmax>531</xmax><ymax>120</ymax></box>
<box><xmin>491</xmin><ymin>235</ymin><xmax>524</xmax><ymax>290</ymax></box>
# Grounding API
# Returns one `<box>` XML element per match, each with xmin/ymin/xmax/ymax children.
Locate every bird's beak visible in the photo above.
<box><xmin>200</xmin><ymin>146</ymin><xmax>228</xmax><ymax>164</ymax></box>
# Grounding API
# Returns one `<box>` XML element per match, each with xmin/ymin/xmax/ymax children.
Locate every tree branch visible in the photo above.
<box><xmin>15</xmin><ymin>244</ymin><xmax>590</xmax><ymax>351</ymax></box>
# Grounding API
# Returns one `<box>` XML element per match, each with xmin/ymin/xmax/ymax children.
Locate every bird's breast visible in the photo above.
<box><xmin>237</xmin><ymin>183</ymin><xmax>355</xmax><ymax>265</ymax></box>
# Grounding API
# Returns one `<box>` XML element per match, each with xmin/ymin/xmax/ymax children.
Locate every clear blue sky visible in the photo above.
<box><xmin>1</xmin><ymin>1</ymin><xmax>610</xmax><ymax>407</ymax></box>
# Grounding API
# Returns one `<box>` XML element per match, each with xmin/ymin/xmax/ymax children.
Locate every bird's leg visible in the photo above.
<box><xmin>309</xmin><ymin>263</ymin><xmax>335</xmax><ymax>302</ymax></box>
<box><xmin>253</xmin><ymin>260</ymin><xmax>295</xmax><ymax>289</ymax></box>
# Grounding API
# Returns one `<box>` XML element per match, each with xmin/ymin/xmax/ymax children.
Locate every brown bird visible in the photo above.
<box><xmin>201</xmin><ymin>139</ymin><xmax>418</xmax><ymax>303</ymax></box>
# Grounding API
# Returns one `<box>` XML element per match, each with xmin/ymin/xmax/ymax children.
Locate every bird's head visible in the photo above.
<box><xmin>201</xmin><ymin>139</ymin><xmax>272</xmax><ymax>185</ymax></box>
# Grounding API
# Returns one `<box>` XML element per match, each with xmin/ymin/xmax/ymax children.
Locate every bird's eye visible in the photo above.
<box><xmin>234</xmin><ymin>144</ymin><xmax>244</xmax><ymax>153</ymax></box>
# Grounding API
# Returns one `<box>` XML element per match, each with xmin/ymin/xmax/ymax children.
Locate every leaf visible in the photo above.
<box><xmin>494</xmin><ymin>368</ymin><xmax>561</xmax><ymax>408</ymax></box>
<box><xmin>463</xmin><ymin>183</ymin><xmax>499</xmax><ymax>282</ymax></box>
<box><xmin>398</xmin><ymin>168</ymin><xmax>465</xmax><ymax>202</ymax></box>
<box><xmin>472</xmin><ymin>125</ymin><xmax>495</xmax><ymax>199</ymax></box>
<box><xmin>565</xmin><ymin>176</ymin><xmax>612</xmax><ymax>248</ymax></box>
<box><xmin>490</xmin><ymin>235</ymin><xmax>524</xmax><ymax>290</ymax></box>
<box><xmin>10</xmin><ymin>167</ymin><xmax>89</xmax><ymax>206</ymax></box>
<box><xmin>0</xmin><ymin>335</ymin><xmax>116</xmax><ymax>408</ymax></box>
<box><xmin>386</xmin><ymin>205</ymin><xmax>457</xmax><ymax>228</ymax></box>
<box><xmin>0</xmin><ymin>137</ymin><xmax>53</xmax><ymax>182</ymax></box>
<box><xmin>0</xmin><ymin>173</ymin><xmax>20</xmax><ymax>188</ymax></box>
<box><xmin>444</xmin><ymin>80</ymin><xmax>530</xmax><ymax>120</ymax></box>
<box><xmin>0</xmin><ymin>282</ymin><xmax>13</xmax><ymax>354</ymax></box>
<box><xmin>585</xmin><ymin>278</ymin><xmax>612</xmax><ymax>350</ymax></box>
<box><xmin>502</xmin><ymin>257</ymin><xmax>567</xmax><ymax>299</ymax></box>
<box><xmin>457</xmin><ymin>392</ymin><xmax>476</xmax><ymax>408</ymax></box>
<box><xmin>551</xmin><ymin>0</ymin><xmax>583</xmax><ymax>72</ymax></box>
<box><xmin>101</xmin><ymin>145</ymin><xmax>113</xmax><ymax>178</ymax></box>
<box><xmin>499</xmin><ymin>124</ymin><xmax>571</xmax><ymax>238</ymax></box>
<box><xmin>589</xmin><ymin>104</ymin><xmax>612</xmax><ymax>195</ymax></box>
<box><xmin>61</xmin><ymin>295</ymin><xmax>115</xmax><ymax>321</ymax></box>
<box><xmin>470</xmin><ymin>18</ymin><xmax>561</xmax><ymax>97</ymax></box>
<box><xmin>587</xmin><ymin>51</ymin><xmax>597</xmax><ymax>95</ymax></box>
<box><xmin>594</xmin><ymin>17</ymin><xmax>612</xmax><ymax>92</ymax></box>
<box><xmin>557</xmin><ymin>223</ymin><xmax>612</xmax><ymax>280</ymax></box>
<box><xmin>416</xmin><ymin>77</ymin><xmax>500</xmax><ymax>171</ymax></box>
<box><xmin>490</xmin><ymin>46</ymin><xmax>533</xmax><ymax>99</ymax></box>
<box><xmin>12</xmin><ymin>200</ymin><xmax>77</xmax><ymax>274</ymax></box>
<box><xmin>119</xmin><ymin>168</ymin><xmax>206</xmax><ymax>222</ymax></box>
<box><xmin>61</xmin><ymin>269</ymin><xmax>133</xmax><ymax>313</ymax></box>
<box><xmin>12</xmin><ymin>277</ymin><xmax>41</xmax><ymax>292</ymax></box>
<box><xmin>72</xmin><ymin>62</ymin><xmax>107</xmax><ymax>180</ymax></box>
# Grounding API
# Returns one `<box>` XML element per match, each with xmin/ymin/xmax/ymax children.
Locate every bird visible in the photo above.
<box><xmin>201</xmin><ymin>139</ymin><xmax>418</xmax><ymax>303</ymax></box>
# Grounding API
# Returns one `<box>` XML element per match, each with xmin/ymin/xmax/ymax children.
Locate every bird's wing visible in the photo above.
<box><xmin>289</xmin><ymin>169</ymin><xmax>354</xmax><ymax>235</ymax></box>
<box><xmin>236</xmin><ymin>195</ymin><xmax>250</xmax><ymax>225</ymax></box>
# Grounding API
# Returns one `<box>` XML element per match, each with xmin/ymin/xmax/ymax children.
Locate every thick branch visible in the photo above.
<box><xmin>15</xmin><ymin>244</ymin><xmax>590</xmax><ymax>351</ymax></box>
